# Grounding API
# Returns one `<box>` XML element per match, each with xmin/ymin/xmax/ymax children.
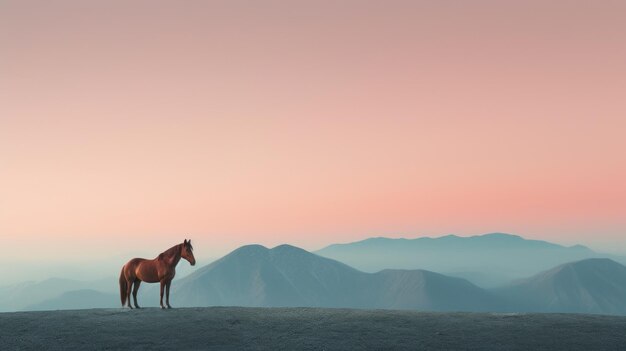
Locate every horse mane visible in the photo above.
<box><xmin>158</xmin><ymin>243</ymin><xmax>182</xmax><ymax>260</ymax></box>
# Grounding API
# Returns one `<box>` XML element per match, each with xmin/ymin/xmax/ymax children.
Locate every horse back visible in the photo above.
<box><xmin>122</xmin><ymin>258</ymin><xmax>155</xmax><ymax>282</ymax></box>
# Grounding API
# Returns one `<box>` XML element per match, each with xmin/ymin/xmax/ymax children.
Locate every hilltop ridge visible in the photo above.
<box><xmin>2</xmin><ymin>307</ymin><xmax>626</xmax><ymax>350</ymax></box>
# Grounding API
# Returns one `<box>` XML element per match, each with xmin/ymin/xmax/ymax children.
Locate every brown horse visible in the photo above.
<box><xmin>119</xmin><ymin>239</ymin><xmax>196</xmax><ymax>309</ymax></box>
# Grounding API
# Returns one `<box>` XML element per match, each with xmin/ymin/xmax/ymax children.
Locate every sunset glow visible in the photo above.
<box><xmin>1</xmin><ymin>0</ymin><xmax>625</xmax><ymax>267</ymax></box>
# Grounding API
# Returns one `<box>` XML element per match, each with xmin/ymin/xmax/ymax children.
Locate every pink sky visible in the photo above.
<box><xmin>1</xmin><ymin>0</ymin><xmax>625</xmax><ymax>262</ymax></box>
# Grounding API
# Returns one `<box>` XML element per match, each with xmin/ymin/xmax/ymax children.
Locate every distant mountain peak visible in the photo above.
<box><xmin>362</xmin><ymin>237</ymin><xmax>402</xmax><ymax>243</ymax></box>
<box><xmin>561</xmin><ymin>257</ymin><xmax>619</xmax><ymax>269</ymax></box>
<box><xmin>231</xmin><ymin>244</ymin><xmax>269</xmax><ymax>253</ymax></box>
<box><xmin>478</xmin><ymin>233</ymin><xmax>522</xmax><ymax>239</ymax></box>
<box><xmin>226</xmin><ymin>244</ymin><xmax>316</xmax><ymax>260</ymax></box>
<box><xmin>271</xmin><ymin>244</ymin><xmax>307</xmax><ymax>252</ymax></box>
<box><xmin>230</xmin><ymin>244</ymin><xmax>312</xmax><ymax>255</ymax></box>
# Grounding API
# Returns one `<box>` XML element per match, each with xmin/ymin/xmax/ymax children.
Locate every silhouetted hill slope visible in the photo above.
<box><xmin>315</xmin><ymin>233</ymin><xmax>600</xmax><ymax>287</ymax></box>
<box><xmin>170</xmin><ymin>244</ymin><xmax>497</xmax><ymax>311</ymax></box>
<box><xmin>367</xmin><ymin>269</ymin><xmax>498</xmax><ymax>311</ymax></box>
<box><xmin>24</xmin><ymin>289</ymin><xmax>118</xmax><ymax>311</ymax></box>
<box><xmin>494</xmin><ymin>258</ymin><xmax>626</xmax><ymax>315</ymax></box>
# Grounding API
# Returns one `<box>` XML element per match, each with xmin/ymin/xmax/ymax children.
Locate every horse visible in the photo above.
<box><xmin>119</xmin><ymin>239</ymin><xmax>196</xmax><ymax>309</ymax></box>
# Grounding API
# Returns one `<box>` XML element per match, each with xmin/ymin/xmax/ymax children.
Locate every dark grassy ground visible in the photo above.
<box><xmin>1</xmin><ymin>307</ymin><xmax>625</xmax><ymax>350</ymax></box>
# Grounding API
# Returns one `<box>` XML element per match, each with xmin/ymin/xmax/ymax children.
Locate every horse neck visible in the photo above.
<box><xmin>159</xmin><ymin>244</ymin><xmax>182</xmax><ymax>267</ymax></box>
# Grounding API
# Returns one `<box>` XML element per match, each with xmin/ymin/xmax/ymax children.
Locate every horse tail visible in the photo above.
<box><xmin>119</xmin><ymin>266</ymin><xmax>127</xmax><ymax>307</ymax></box>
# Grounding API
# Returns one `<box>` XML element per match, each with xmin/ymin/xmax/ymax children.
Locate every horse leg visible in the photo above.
<box><xmin>165</xmin><ymin>280</ymin><xmax>172</xmax><ymax>309</ymax></box>
<box><xmin>159</xmin><ymin>280</ymin><xmax>166</xmax><ymax>309</ymax></box>
<box><xmin>126</xmin><ymin>277</ymin><xmax>134</xmax><ymax>309</ymax></box>
<box><xmin>132</xmin><ymin>280</ymin><xmax>141</xmax><ymax>309</ymax></box>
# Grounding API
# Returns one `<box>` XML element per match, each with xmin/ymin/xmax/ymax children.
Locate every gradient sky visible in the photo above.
<box><xmin>1</xmin><ymin>0</ymin><xmax>625</xmax><ymax>269</ymax></box>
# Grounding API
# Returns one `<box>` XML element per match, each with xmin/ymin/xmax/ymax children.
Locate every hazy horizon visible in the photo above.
<box><xmin>1</xmin><ymin>231</ymin><xmax>622</xmax><ymax>286</ymax></box>
<box><xmin>2</xmin><ymin>0</ymin><xmax>625</xmax><ymax>287</ymax></box>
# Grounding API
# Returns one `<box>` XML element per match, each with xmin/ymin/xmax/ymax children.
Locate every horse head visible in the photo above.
<box><xmin>182</xmin><ymin>239</ymin><xmax>196</xmax><ymax>266</ymax></box>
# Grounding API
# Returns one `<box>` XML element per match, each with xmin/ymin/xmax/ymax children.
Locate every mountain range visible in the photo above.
<box><xmin>167</xmin><ymin>243</ymin><xmax>626</xmax><ymax>315</ymax></box>
<box><xmin>168</xmin><ymin>244</ymin><xmax>499</xmax><ymax>311</ymax></box>
<box><xmin>315</xmin><ymin>233</ymin><xmax>615</xmax><ymax>287</ymax></box>
<box><xmin>4</xmin><ymin>233</ymin><xmax>626</xmax><ymax>315</ymax></box>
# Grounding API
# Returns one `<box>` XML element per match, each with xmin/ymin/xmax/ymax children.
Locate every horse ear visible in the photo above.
<box><xmin>184</xmin><ymin>239</ymin><xmax>188</xmax><ymax>244</ymax></box>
